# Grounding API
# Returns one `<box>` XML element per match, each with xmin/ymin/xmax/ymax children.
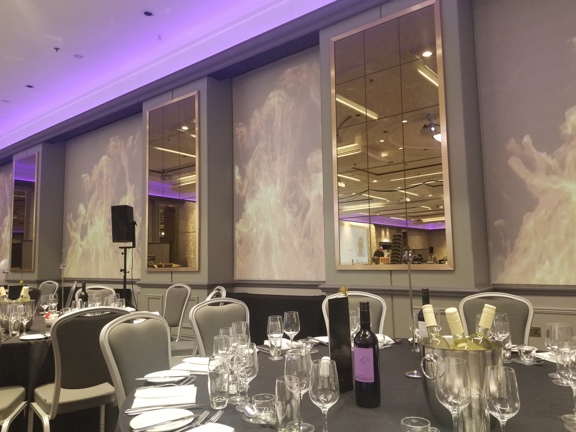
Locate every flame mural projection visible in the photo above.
<box><xmin>62</xmin><ymin>115</ymin><xmax>142</xmax><ymax>279</ymax></box>
<box><xmin>0</xmin><ymin>165</ymin><xmax>13</xmax><ymax>281</ymax></box>
<box><xmin>476</xmin><ymin>0</ymin><xmax>576</xmax><ymax>285</ymax></box>
<box><xmin>233</xmin><ymin>48</ymin><xmax>325</xmax><ymax>281</ymax></box>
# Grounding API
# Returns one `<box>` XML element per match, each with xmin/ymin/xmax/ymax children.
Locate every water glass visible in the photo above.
<box><xmin>275</xmin><ymin>375</ymin><xmax>300</xmax><ymax>432</ymax></box>
<box><xmin>252</xmin><ymin>393</ymin><xmax>276</xmax><ymax>424</ymax></box>
<box><xmin>208</xmin><ymin>355</ymin><xmax>229</xmax><ymax>409</ymax></box>
<box><xmin>518</xmin><ymin>345</ymin><xmax>537</xmax><ymax>365</ymax></box>
<box><xmin>400</xmin><ymin>417</ymin><xmax>440</xmax><ymax>432</ymax></box>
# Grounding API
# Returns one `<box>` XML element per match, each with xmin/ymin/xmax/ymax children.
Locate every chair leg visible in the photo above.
<box><xmin>26</xmin><ymin>406</ymin><xmax>34</xmax><ymax>432</ymax></box>
<box><xmin>99</xmin><ymin>405</ymin><xmax>105</xmax><ymax>432</ymax></box>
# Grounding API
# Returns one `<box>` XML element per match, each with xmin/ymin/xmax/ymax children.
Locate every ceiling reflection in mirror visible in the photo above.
<box><xmin>147</xmin><ymin>92</ymin><xmax>198</xmax><ymax>271</ymax></box>
<box><xmin>332</xmin><ymin>0</ymin><xmax>453</xmax><ymax>269</ymax></box>
<box><xmin>11</xmin><ymin>153</ymin><xmax>37</xmax><ymax>271</ymax></box>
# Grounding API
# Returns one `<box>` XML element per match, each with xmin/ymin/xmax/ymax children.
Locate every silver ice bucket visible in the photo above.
<box><xmin>420</xmin><ymin>338</ymin><xmax>502</xmax><ymax>427</ymax></box>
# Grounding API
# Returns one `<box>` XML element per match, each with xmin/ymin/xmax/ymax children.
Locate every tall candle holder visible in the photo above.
<box><xmin>404</xmin><ymin>250</ymin><xmax>422</xmax><ymax>379</ymax></box>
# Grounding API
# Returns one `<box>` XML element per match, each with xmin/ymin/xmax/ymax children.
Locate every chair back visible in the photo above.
<box><xmin>100</xmin><ymin>312</ymin><xmax>172</xmax><ymax>406</ymax></box>
<box><xmin>75</xmin><ymin>285</ymin><xmax>116</xmax><ymax>302</ymax></box>
<box><xmin>459</xmin><ymin>292</ymin><xmax>534</xmax><ymax>345</ymax></box>
<box><xmin>190</xmin><ymin>298</ymin><xmax>249</xmax><ymax>356</ymax></box>
<box><xmin>64</xmin><ymin>281</ymin><xmax>78</xmax><ymax>308</ymax></box>
<box><xmin>50</xmin><ymin>307</ymin><xmax>129</xmax><ymax>417</ymax></box>
<box><xmin>38</xmin><ymin>280</ymin><xmax>59</xmax><ymax>296</ymax></box>
<box><xmin>322</xmin><ymin>291</ymin><xmax>387</xmax><ymax>335</ymax></box>
<box><xmin>206</xmin><ymin>286</ymin><xmax>227</xmax><ymax>300</ymax></box>
<box><xmin>163</xmin><ymin>283</ymin><xmax>191</xmax><ymax>340</ymax></box>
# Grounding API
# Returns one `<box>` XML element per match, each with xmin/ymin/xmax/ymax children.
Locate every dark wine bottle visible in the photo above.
<box><xmin>79</xmin><ymin>282</ymin><xmax>89</xmax><ymax>305</ymax></box>
<box><xmin>353</xmin><ymin>302</ymin><xmax>380</xmax><ymax>408</ymax></box>
<box><xmin>417</xmin><ymin>289</ymin><xmax>430</xmax><ymax>339</ymax></box>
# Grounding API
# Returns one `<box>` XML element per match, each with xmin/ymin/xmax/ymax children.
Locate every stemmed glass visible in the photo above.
<box><xmin>9</xmin><ymin>305</ymin><xmax>21</xmax><ymax>336</ymax></box>
<box><xmin>483</xmin><ymin>366</ymin><xmax>520</xmax><ymax>432</ymax></box>
<box><xmin>234</xmin><ymin>342</ymin><xmax>259</xmax><ymax>412</ymax></box>
<box><xmin>545</xmin><ymin>323</ymin><xmax>573</xmax><ymax>382</ymax></box>
<box><xmin>267</xmin><ymin>315</ymin><xmax>284</xmax><ymax>361</ymax></box>
<box><xmin>285</xmin><ymin>348</ymin><xmax>314</xmax><ymax>432</ymax></box>
<box><xmin>232</xmin><ymin>320</ymin><xmax>249</xmax><ymax>341</ymax></box>
<box><xmin>435</xmin><ymin>357</ymin><xmax>470</xmax><ymax>432</ymax></box>
<box><xmin>19</xmin><ymin>304</ymin><xmax>33</xmax><ymax>336</ymax></box>
<box><xmin>283</xmin><ymin>311</ymin><xmax>301</xmax><ymax>348</ymax></box>
<box><xmin>492</xmin><ymin>313</ymin><xmax>511</xmax><ymax>363</ymax></box>
<box><xmin>349</xmin><ymin>309</ymin><xmax>360</xmax><ymax>347</ymax></box>
<box><xmin>228</xmin><ymin>339</ymin><xmax>249</xmax><ymax>405</ymax></box>
<box><xmin>309</xmin><ymin>358</ymin><xmax>339</xmax><ymax>432</ymax></box>
<box><xmin>39</xmin><ymin>295</ymin><xmax>50</xmax><ymax>315</ymax></box>
<box><xmin>556</xmin><ymin>342</ymin><xmax>576</xmax><ymax>423</ymax></box>
<box><xmin>48</xmin><ymin>293</ymin><xmax>58</xmax><ymax>312</ymax></box>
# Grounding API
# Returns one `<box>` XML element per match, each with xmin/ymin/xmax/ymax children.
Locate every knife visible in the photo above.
<box><xmin>125</xmin><ymin>403</ymin><xmax>205</xmax><ymax>415</ymax></box>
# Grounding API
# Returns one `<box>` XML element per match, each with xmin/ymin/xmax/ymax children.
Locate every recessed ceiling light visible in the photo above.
<box><xmin>422</xmin><ymin>51</ymin><xmax>433</xmax><ymax>57</ymax></box>
<box><xmin>402</xmin><ymin>120</ymin><xmax>408</xmax><ymax>123</ymax></box>
<box><xmin>144</xmin><ymin>10</ymin><xmax>154</xmax><ymax>17</ymax></box>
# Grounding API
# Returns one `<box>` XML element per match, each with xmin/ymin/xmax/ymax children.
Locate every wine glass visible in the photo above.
<box><xmin>234</xmin><ymin>342</ymin><xmax>259</xmax><ymax>412</ymax></box>
<box><xmin>349</xmin><ymin>309</ymin><xmax>360</xmax><ymax>347</ymax></box>
<box><xmin>483</xmin><ymin>366</ymin><xmax>520</xmax><ymax>432</ymax></box>
<box><xmin>19</xmin><ymin>304</ymin><xmax>33</xmax><ymax>336</ymax></box>
<box><xmin>435</xmin><ymin>357</ymin><xmax>470</xmax><ymax>432</ymax></box>
<box><xmin>285</xmin><ymin>348</ymin><xmax>314</xmax><ymax>432</ymax></box>
<box><xmin>283</xmin><ymin>311</ymin><xmax>301</xmax><ymax>348</ymax></box>
<box><xmin>232</xmin><ymin>320</ymin><xmax>248</xmax><ymax>340</ymax></box>
<box><xmin>267</xmin><ymin>315</ymin><xmax>284</xmax><ymax>361</ymax></box>
<box><xmin>309</xmin><ymin>358</ymin><xmax>339</xmax><ymax>432</ymax></box>
<box><xmin>9</xmin><ymin>306</ymin><xmax>21</xmax><ymax>336</ymax></box>
<box><xmin>48</xmin><ymin>293</ymin><xmax>58</xmax><ymax>312</ymax></box>
<box><xmin>228</xmin><ymin>339</ymin><xmax>249</xmax><ymax>405</ymax></box>
<box><xmin>556</xmin><ymin>342</ymin><xmax>576</xmax><ymax>423</ymax></box>
<box><xmin>492</xmin><ymin>313</ymin><xmax>511</xmax><ymax>363</ymax></box>
<box><xmin>545</xmin><ymin>323</ymin><xmax>573</xmax><ymax>381</ymax></box>
<box><xmin>39</xmin><ymin>295</ymin><xmax>50</xmax><ymax>315</ymax></box>
<box><xmin>219</xmin><ymin>326</ymin><xmax>233</xmax><ymax>337</ymax></box>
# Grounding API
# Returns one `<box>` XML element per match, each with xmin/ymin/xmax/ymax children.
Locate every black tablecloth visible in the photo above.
<box><xmin>116</xmin><ymin>342</ymin><xmax>570</xmax><ymax>432</ymax></box>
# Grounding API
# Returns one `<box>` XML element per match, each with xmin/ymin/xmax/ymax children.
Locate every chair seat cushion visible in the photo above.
<box><xmin>0</xmin><ymin>386</ymin><xmax>25</xmax><ymax>420</ymax></box>
<box><xmin>34</xmin><ymin>382</ymin><xmax>116</xmax><ymax>415</ymax></box>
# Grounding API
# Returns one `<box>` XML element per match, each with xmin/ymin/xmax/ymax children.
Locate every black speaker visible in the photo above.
<box><xmin>111</xmin><ymin>205</ymin><xmax>134</xmax><ymax>243</ymax></box>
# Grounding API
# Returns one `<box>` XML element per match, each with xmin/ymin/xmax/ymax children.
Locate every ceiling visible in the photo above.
<box><xmin>0</xmin><ymin>0</ymin><xmax>352</xmax><ymax>155</ymax></box>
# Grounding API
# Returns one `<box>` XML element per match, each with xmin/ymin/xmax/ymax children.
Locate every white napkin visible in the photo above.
<box><xmin>193</xmin><ymin>424</ymin><xmax>234</xmax><ymax>432</ymax></box>
<box><xmin>264</xmin><ymin>338</ymin><xmax>292</xmax><ymax>350</ymax></box>
<box><xmin>172</xmin><ymin>357</ymin><xmax>209</xmax><ymax>374</ymax></box>
<box><xmin>535</xmin><ymin>351</ymin><xmax>556</xmax><ymax>363</ymax></box>
<box><xmin>376</xmin><ymin>334</ymin><xmax>394</xmax><ymax>347</ymax></box>
<box><xmin>131</xmin><ymin>385</ymin><xmax>197</xmax><ymax>408</ymax></box>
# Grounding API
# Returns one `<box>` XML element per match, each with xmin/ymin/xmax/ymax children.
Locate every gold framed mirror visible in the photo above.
<box><xmin>332</xmin><ymin>0</ymin><xmax>453</xmax><ymax>269</ymax></box>
<box><xmin>147</xmin><ymin>92</ymin><xmax>199</xmax><ymax>271</ymax></box>
<box><xmin>11</xmin><ymin>153</ymin><xmax>38</xmax><ymax>271</ymax></box>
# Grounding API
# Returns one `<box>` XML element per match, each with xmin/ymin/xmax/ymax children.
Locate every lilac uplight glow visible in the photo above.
<box><xmin>0</xmin><ymin>0</ymin><xmax>337</xmax><ymax>151</ymax></box>
<box><xmin>341</xmin><ymin>214</ymin><xmax>446</xmax><ymax>231</ymax></box>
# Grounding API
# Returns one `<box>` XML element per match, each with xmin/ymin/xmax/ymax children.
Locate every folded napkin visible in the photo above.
<box><xmin>376</xmin><ymin>334</ymin><xmax>394</xmax><ymax>347</ymax></box>
<box><xmin>264</xmin><ymin>338</ymin><xmax>293</xmax><ymax>350</ymax></box>
<box><xmin>535</xmin><ymin>351</ymin><xmax>556</xmax><ymax>363</ymax></box>
<box><xmin>131</xmin><ymin>385</ymin><xmax>197</xmax><ymax>408</ymax></box>
<box><xmin>172</xmin><ymin>357</ymin><xmax>209</xmax><ymax>374</ymax></box>
<box><xmin>193</xmin><ymin>424</ymin><xmax>234</xmax><ymax>432</ymax></box>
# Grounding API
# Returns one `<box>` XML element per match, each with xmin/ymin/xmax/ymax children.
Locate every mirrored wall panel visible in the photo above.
<box><xmin>332</xmin><ymin>0</ymin><xmax>453</xmax><ymax>269</ymax></box>
<box><xmin>147</xmin><ymin>92</ymin><xmax>199</xmax><ymax>271</ymax></box>
<box><xmin>11</xmin><ymin>153</ymin><xmax>37</xmax><ymax>271</ymax></box>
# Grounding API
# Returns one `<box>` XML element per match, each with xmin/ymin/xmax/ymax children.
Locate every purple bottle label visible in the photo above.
<box><xmin>354</xmin><ymin>347</ymin><xmax>375</xmax><ymax>382</ymax></box>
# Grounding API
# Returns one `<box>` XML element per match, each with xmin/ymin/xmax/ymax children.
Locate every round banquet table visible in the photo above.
<box><xmin>116</xmin><ymin>341</ymin><xmax>571</xmax><ymax>432</ymax></box>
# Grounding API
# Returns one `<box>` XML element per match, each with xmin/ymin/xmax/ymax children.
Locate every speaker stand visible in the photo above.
<box><xmin>119</xmin><ymin>245</ymin><xmax>134</xmax><ymax>308</ymax></box>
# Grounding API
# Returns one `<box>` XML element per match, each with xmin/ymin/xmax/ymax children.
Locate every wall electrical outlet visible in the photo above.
<box><xmin>530</xmin><ymin>327</ymin><xmax>542</xmax><ymax>337</ymax></box>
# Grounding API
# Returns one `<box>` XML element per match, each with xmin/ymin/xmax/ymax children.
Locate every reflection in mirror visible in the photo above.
<box><xmin>147</xmin><ymin>92</ymin><xmax>198</xmax><ymax>271</ymax></box>
<box><xmin>11</xmin><ymin>154</ymin><xmax>37</xmax><ymax>271</ymax></box>
<box><xmin>332</xmin><ymin>0</ymin><xmax>453</xmax><ymax>269</ymax></box>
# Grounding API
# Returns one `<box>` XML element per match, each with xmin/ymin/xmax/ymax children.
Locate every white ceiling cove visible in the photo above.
<box><xmin>0</xmin><ymin>0</ymin><xmax>337</xmax><ymax>151</ymax></box>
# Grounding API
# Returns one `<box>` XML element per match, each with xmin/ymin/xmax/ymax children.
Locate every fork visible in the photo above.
<box><xmin>191</xmin><ymin>410</ymin><xmax>210</xmax><ymax>427</ymax></box>
<box><xmin>206</xmin><ymin>410</ymin><xmax>224</xmax><ymax>423</ymax></box>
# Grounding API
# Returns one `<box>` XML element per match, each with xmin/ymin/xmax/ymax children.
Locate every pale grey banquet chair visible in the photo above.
<box><xmin>458</xmin><ymin>292</ymin><xmax>534</xmax><ymax>345</ymax></box>
<box><xmin>0</xmin><ymin>386</ymin><xmax>26</xmax><ymax>432</ymax></box>
<box><xmin>189</xmin><ymin>298</ymin><xmax>250</xmax><ymax>356</ymax></box>
<box><xmin>163</xmin><ymin>284</ymin><xmax>196</xmax><ymax>358</ymax></box>
<box><xmin>74</xmin><ymin>285</ymin><xmax>116</xmax><ymax>302</ymax></box>
<box><xmin>27</xmin><ymin>307</ymin><xmax>129</xmax><ymax>432</ymax></box>
<box><xmin>38</xmin><ymin>281</ymin><xmax>58</xmax><ymax>297</ymax></box>
<box><xmin>206</xmin><ymin>285</ymin><xmax>227</xmax><ymax>300</ymax></box>
<box><xmin>99</xmin><ymin>312</ymin><xmax>172</xmax><ymax>406</ymax></box>
<box><xmin>322</xmin><ymin>291</ymin><xmax>387</xmax><ymax>335</ymax></box>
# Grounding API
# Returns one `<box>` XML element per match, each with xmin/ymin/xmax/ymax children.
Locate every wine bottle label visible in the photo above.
<box><xmin>354</xmin><ymin>347</ymin><xmax>375</xmax><ymax>382</ymax></box>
